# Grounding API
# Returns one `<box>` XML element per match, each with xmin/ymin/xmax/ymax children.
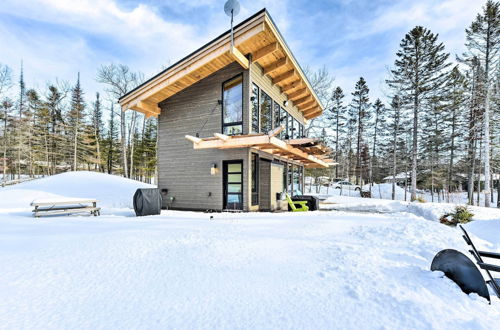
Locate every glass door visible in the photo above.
<box><xmin>223</xmin><ymin>160</ymin><xmax>243</xmax><ymax>210</ymax></box>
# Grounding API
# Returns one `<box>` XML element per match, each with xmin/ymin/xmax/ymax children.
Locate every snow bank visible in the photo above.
<box><xmin>322</xmin><ymin>195</ymin><xmax>500</xmax><ymax>223</ymax></box>
<box><xmin>0</xmin><ymin>171</ymin><xmax>154</xmax><ymax>210</ymax></box>
<box><xmin>0</xmin><ymin>211</ymin><xmax>498</xmax><ymax>328</ymax></box>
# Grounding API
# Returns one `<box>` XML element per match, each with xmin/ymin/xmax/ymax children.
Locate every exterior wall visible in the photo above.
<box><xmin>158</xmin><ymin>62</ymin><xmax>250</xmax><ymax>211</ymax></box>
<box><xmin>258</xmin><ymin>159</ymin><xmax>271</xmax><ymax>210</ymax></box>
<box><xmin>270</xmin><ymin>162</ymin><xmax>284</xmax><ymax>211</ymax></box>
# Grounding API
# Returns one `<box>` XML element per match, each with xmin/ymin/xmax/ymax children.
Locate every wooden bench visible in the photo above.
<box><xmin>31</xmin><ymin>198</ymin><xmax>101</xmax><ymax>218</ymax></box>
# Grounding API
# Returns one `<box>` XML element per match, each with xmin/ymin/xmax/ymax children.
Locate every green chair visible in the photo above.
<box><xmin>285</xmin><ymin>193</ymin><xmax>309</xmax><ymax>212</ymax></box>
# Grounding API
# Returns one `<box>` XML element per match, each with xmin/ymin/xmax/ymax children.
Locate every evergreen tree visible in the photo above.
<box><xmin>327</xmin><ymin>87</ymin><xmax>346</xmax><ymax>178</ymax></box>
<box><xmin>91</xmin><ymin>92</ymin><xmax>104</xmax><ymax>171</ymax></box>
<box><xmin>387</xmin><ymin>26</ymin><xmax>450</xmax><ymax>201</ymax></box>
<box><xmin>465</xmin><ymin>0</ymin><xmax>500</xmax><ymax>207</ymax></box>
<box><xmin>68</xmin><ymin>73</ymin><xmax>86</xmax><ymax>170</ymax></box>
<box><xmin>349</xmin><ymin>77</ymin><xmax>370</xmax><ymax>185</ymax></box>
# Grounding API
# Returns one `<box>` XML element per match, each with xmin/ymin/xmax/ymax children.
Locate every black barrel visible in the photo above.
<box><xmin>133</xmin><ymin>188</ymin><xmax>162</xmax><ymax>216</ymax></box>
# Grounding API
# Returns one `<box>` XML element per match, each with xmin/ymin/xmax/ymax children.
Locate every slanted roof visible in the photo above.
<box><xmin>118</xmin><ymin>9</ymin><xmax>324</xmax><ymax>120</ymax></box>
<box><xmin>185</xmin><ymin>127</ymin><xmax>335</xmax><ymax>169</ymax></box>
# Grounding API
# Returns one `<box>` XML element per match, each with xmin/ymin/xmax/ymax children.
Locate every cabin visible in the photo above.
<box><xmin>119</xmin><ymin>9</ymin><xmax>334</xmax><ymax>211</ymax></box>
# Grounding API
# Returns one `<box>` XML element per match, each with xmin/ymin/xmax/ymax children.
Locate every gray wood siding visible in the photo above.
<box><xmin>158</xmin><ymin>62</ymin><xmax>250</xmax><ymax>211</ymax></box>
<box><xmin>259</xmin><ymin>159</ymin><xmax>271</xmax><ymax>210</ymax></box>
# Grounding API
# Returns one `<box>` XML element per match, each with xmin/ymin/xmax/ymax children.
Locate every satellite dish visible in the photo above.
<box><xmin>224</xmin><ymin>0</ymin><xmax>240</xmax><ymax>17</ymax></box>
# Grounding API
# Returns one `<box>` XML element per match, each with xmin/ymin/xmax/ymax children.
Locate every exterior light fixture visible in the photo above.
<box><xmin>210</xmin><ymin>163</ymin><xmax>218</xmax><ymax>175</ymax></box>
<box><xmin>283</xmin><ymin>100</ymin><xmax>289</xmax><ymax>107</ymax></box>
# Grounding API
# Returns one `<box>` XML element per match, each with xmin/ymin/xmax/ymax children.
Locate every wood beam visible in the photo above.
<box><xmin>185</xmin><ymin>135</ymin><xmax>202</xmax><ymax>144</ymax></box>
<box><xmin>294</xmin><ymin>95</ymin><xmax>312</xmax><ymax>106</ymax></box>
<box><xmin>281</xmin><ymin>80</ymin><xmax>303</xmax><ymax>92</ymax></box>
<box><xmin>305</xmin><ymin>109</ymin><xmax>322</xmax><ymax>119</ymax></box>
<box><xmin>272</xmin><ymin>70</ymin><xmax>295</xmax><ymax>85</ymax></box>
<box><xmin>287</xmin><ymin>88</ymin><xmax>307</xmax><ymax>100</ymax></box>
<box><xmin>263</xmin><ymin>57</ymin><xmax>288</xmax><ymax>75</ymax></box>
<box><xmin>214</xmin><ymin>133</ymin><xmax>230</xmax><ymax>141</ymax></box>
<box><xmin>229</xmin><ymin>46</ymin><xmax>249</xmax><ymax>69</ymax></box>
<box><xmin>303</xmin><ymin>106</ymin><xmax>319</xmax><ymax>115</ymax></box>
<box><xmin>129</xmin><ymin>100</ymin><xmax>160</xmax><ymax>117</ymax></box>
<box><xmin>252</xmin><ymin>42</ymin><xmax>278</xmax><ymax>62</ymax></box>
<box><xmin>267</xmin><ymin>125</ymin><xmax>284</xmax><ymax>137</ymax></box>
<box><xmin>300</xmin><ymin>101</ymin><xmax>316</xmax><ymax>110</ymax></box>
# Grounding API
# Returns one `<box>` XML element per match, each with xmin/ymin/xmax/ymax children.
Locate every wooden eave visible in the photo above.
<box><xmin>185</xmin><ymin>128</ymin><xmax>334</xmax><ymax>169</ymax></box>
<box><xmin>118</xmin><ymin>9</ymin><xmax>324</xmax><ymax>120</ymax></box>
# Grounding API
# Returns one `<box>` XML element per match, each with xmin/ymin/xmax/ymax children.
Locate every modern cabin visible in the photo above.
<box><xmin>119</xmin><ymin>9</ymin><xmax>334</xmax><ymax>211</ymax></box>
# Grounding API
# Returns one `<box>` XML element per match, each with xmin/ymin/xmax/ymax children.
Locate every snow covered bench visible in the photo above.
<box><xmin>31</xmin><ymin>198</ymin><xmax>101</xmax><ymax>218</ymax></box>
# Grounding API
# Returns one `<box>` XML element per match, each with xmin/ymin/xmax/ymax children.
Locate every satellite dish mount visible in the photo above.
<box><xmin>224</xmin><ymin>0</ymin><xmax>240</xmax><ymax>48</ymax></box>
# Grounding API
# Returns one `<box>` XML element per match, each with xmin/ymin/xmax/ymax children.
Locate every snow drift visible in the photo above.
<box><xmin>0</xmin><ymin>171</ymin><xmax>154</xmax><ymax>210</ymax></box>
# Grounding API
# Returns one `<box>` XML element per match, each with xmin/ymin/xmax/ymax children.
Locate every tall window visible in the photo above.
<box><xmin>260</xmin><ymin>90</ymin><xmax>272</xmax><ymax>134</ymax></box>
<box><xmin>251</xmin><ymin>153</ymin><xmax>259</xmax><ymax>205</ymax></box>
<box><xmin>287</xmin><ymin>114</ymin><xmax>293</xmax><ymax>139</ymax></box>
<box><xmin>287</xmin><ymin>164</ymin><xmax>294</xmax><ymax>195</ymax></box>
<box><xmin>222</xmin><ymin>75</ymin><xmax>243</xmax><ymax>135</ymax></box>
<box><xmin>280</xmin><ymin>107</ymin><xmax>287</xmax><ymax>139</ymax></box>
<box><xmin>273</xmin><ymin>101</ymin><xmax>281</xmax><ymax>129</ymax></box>
<box><xmin>251</xmin><ymin>84</ymin><xmax>259</xmax><ymax>133</ymax></box>
<box><xmin>293</xmin><ymin>166</ymin><xmax>301</xmax><ymax>195</ymax></box>
<box><xmin>293</xmin><ymin>118</ymin><xmax>300</xmax><ymax>139</ymax></box>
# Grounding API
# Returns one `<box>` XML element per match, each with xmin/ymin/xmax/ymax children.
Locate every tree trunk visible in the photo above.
<box><xmin>121</xmin><ymin>110</ymin><xmax>128</xmax><ymax>178</ymax></box>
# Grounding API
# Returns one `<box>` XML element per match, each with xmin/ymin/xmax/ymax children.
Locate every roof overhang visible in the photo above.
<box><xmin>118</xmin><ymin>9</ymin><xmax>324</xmax><ymax>120</ymax></box>
<box><xmin>185</xmin><ymin>127</ymin><xmax>335</xmax><ymax>169</ymax></box>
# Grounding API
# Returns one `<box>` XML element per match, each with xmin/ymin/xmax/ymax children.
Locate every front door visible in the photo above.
<box><xmin>223</xmin><ymin>160</ymin><xmax>243</xmax><ymax>210</ymax></box>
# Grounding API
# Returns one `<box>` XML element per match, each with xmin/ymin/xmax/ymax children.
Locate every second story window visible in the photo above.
<box><xmin>260</xmin><ymin>90</ymin><xmax>272</xmax><ymax>134</ymax></box>
<box><xmin>251</xmin><ymin>84</ymin><xmax>259</xmax><ymax>133</ymax></box>
<box><xmin>222</xmin><ymin>75</ymin><xmax>243</xmax><ymax>135</ymax></box>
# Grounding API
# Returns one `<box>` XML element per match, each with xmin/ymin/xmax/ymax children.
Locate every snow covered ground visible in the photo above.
<box><xmin>306</xmin><ymin>182</ymin><xmax>499</xmax><ymax>206</ymax></box>
<box><xmin>1</xmin><ymin>172</ymin><xmax>499</xmax><ymax>329</ymax></box>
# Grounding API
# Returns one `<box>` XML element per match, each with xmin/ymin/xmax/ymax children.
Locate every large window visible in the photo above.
<box><xmin>280</xmin><ymin>107</ymin><xmax>287</xmax><ymax>139</ymax></box>
<box><xmin>222</xmin><ymin>75</ymin><xmax>243</xmax><ymax>135</ymax></box>
<box><xmin>286</xmin><ymin>114</ymin><xmax>293</xmax><ymax>139</ymax></box>
<box><xmin>260</xmin><ymin>90</ymin><xmax>272</xmax><ymax>134</ymax></box>
<box><xmin>251</xmin><ymin>84</ymin><xmax>259</xmax><ymax>133</ymax></box>
<box><xmin>251</xmin><ymin>153</ymin><xmax>259</xmax><ymax>205</ymax></box>
<box><xmin>293</xmin><ymin>118</ymin><xmax>300</xmax><ymax>139</ymax></box>
<box><xmin>273</xmin><ymin>101</ymin><xmax>281</xmax><ymax>129</ymax></box>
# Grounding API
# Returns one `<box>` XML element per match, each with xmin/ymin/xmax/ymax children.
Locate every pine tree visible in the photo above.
<box><xmin>327</xmin><ymin>87</ymin><xmax>347</xmax><ymax>178</ymax></box>
<box><xmin>350</xmin><ymin>77</ymin><xmax>370</xmax><ymax>185</ymax></box>
<box><xmin>45</xmin><ymin>85</ymin><xmax>65</xmax><ymax>174</ymax></box>
<box><xmin>68</xmin><ymin>73</ymin><xmax>86</xmax><ymax>171</ymax></box>
<box><xmin>16</xmin><ymin>62</ymin><xmax>26</xmax><ymax>178</ymax></box>
<box><xmin>444</xmin><ymin>66</ymin><xmax>467</xmax><ymax>198</ymax></box>
<box><xmin>465</xmin><ymin>0</ymin><xmax>500</xmax><ymax>207</ymax></box>
<box><xmin>91</xmin><ymin>92</ymin><xmax>104</xmax><ymax>171</ymax></box>
<box><xmin>370</xmin><ymin>99</ymin><xmax>386</xmax><ymax>188</ymax></box>
<box><xmin>387</xmin><ymin>26</ymin><xmax>450</xmax><ymax>201</ymax></box>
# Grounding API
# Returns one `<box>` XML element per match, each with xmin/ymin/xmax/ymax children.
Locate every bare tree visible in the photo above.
<box><xmin>97</xmin><ymin>64</ymin><xmax>143</xmax><ymax>177</ymax></box>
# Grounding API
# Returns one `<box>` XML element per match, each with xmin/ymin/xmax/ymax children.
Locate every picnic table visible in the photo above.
<box><xmin>31</xmin><ymin>198</ymin><xmax>101</xmax><ymax>218</ymax></box>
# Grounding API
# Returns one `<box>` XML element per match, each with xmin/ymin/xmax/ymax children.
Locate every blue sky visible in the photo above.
<box><xmin>0</xmin><ymin>0</ymin><xmax>486</xmax><ymax>104</ymax></box>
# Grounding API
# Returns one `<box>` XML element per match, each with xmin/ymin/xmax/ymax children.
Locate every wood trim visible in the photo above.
<box><xmin>293</xmin><ymin>95</ymin><xmax>312</xmax><ymax>106</ymax></box>
<box><xmin>287</xmin><ymin>88</ymin><xmax>307</xmax><ymax>100</ymax></box>
<box><xmin>263</xmin><ymin>57</ymin><xmax>288</xmax><ymax>75</ymax></box>
<box><xmin>281</xmin><ymin>80</ymin><xmax>303</xmax><ymax>92</ymax></box>
<box><xmin>252</xmin><ymin>42</ymin><xmax>278</xmax><ymax>62</ymax></box>
<box><xmin>230</xmin><ymin>46</ymin><xmax>249</xmax><ymax>69</ymax></box>
<box><xmin>185</xmin><ymin>133</ymin><xmax>330</xmax><ymax>168</ymax></box>
<box><xmin>272</xmin><ymin>69</ymin><xmax>295</xmax><ymax>85</ymax></box>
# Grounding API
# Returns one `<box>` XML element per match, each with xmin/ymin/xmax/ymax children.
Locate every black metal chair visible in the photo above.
<box><xmin>459</xmin><ymin>225</ymin><xmax>500</xmax><ymax>299</ymax></box>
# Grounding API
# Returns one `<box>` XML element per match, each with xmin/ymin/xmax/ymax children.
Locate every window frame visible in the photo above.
<box><xmin>251</xmin><ymin>83</ymin><xmax>260</xmax><ymax>133</ymax></box>
<box><xmin>251</xmin><ymin>153</ymin><xmax>259</xmax><ymax>206</ymax></box>
<box><xmin>221</xmin><ymin>74</ymin><xmax>244</xmax><ymax>136</ymax></box>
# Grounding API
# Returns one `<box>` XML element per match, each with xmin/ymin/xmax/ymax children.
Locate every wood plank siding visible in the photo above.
<box><xmin>158</xmin><ymin>63</ymin><xmax>250</xmax><ymax>211</ymax></box>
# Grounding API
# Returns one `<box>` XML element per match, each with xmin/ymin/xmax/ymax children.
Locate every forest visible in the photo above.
<box><xmin>0</xmin><ymin>1</ymin><xmax>498</xmax><ymax>207</ymax></box>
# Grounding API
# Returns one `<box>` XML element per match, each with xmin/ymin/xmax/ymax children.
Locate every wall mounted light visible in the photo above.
<box><xmin>283</xmin><ymin>100</ymin><xmax>289</xmax><ymax>107</ymax></box>
<box><xmin>210</xmin><ymin>163</ymin><xmax>218</xmax><ymax>175</ymax></box>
